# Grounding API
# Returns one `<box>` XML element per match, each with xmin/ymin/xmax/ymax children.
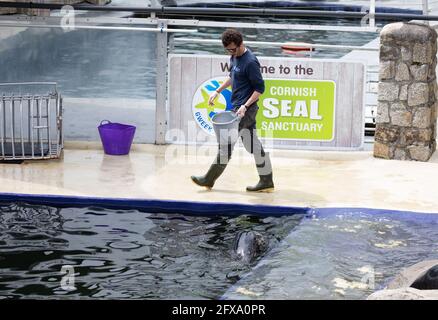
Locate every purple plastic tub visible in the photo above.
<box><xmin>98</xmin><ymin>120</ymin><xmax>136</xmax><ymax>155</ymax></box>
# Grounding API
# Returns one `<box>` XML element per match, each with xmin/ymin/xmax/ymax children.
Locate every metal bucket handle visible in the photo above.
<box><xmin>100</xmin><ymin>120</ymin><xmax>111</xmax><ymax>126</ymax></box>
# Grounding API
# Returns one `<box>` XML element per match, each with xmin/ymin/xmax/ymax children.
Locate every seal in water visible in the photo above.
<box><xmin>410</xmin><ymin>264</ymin><xmax>438</xmax><ymax>290</ymax></box>
<box><xmin>233</xmin><ymin>231</ymin><xmax>268</xmax><ymax>264</ymax></box>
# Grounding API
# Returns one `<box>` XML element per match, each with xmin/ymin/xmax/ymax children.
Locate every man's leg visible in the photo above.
<box><xmin>191</xmin><ymin>142</ymin><xmax>235</xmax><ymax>190</ymax></box>
<box><xmin>239</xmin><ymin>105</ymin><xmax>274</xmax><ymax>192</ymax></box>
<box><xmin>240</xmin><ymin>127</ymin><xmax>274</xmax><ymax>192</ymax></box>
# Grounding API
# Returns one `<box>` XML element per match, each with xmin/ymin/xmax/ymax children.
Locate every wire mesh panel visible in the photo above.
<box><xmin>0</xmin><ymin>82</ymin><xmax>63</xmax><ymax>160</ymax></box>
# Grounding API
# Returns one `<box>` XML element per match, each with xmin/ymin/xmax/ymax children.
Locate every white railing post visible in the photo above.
<box><xmin>369</xmin><ymin>0</ymin><xmax>376</xmax><ymax>28</ymax></box>
<box><xmin>422</xmin><ymin>0</ymin><xmax>429</xmax><ymax>25</ymax></box>
<box><xmin>155</xmin><ymin>19</ymin><xmax>168</xmax><ymax>145</ymax></box>
<box><xmin>423</xmin><ymin>0</ymin><xmax>429</xmax><ymax>15</ymax></box>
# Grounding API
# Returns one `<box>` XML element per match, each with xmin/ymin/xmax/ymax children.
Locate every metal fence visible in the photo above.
<box><xmin>0</xmin><ymin>82</ymin><xmax>63</xmax><ymax>160</ymax></box>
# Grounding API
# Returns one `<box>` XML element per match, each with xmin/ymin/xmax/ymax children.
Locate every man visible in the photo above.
<box><xmin>191</xmin><ymin>29</ymin><xmax>274</xmax><ymax>193</ymax></box>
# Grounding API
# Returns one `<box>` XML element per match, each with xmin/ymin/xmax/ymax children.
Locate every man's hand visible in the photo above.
<box><xmin>237</xmin><ymin>105</ymin><xmax>247</xmax><ymax>118</ymax></box>
<box><xmin>208</xmin><ymin>91</ymin><xmax>219</xmax><ymax>106</ymax></box>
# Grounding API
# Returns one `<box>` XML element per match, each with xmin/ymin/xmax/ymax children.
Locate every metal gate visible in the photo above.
<box><xmin>0</xmin><ymin>82</ymin><xmax>63</xmax><ymax>161</ymax></box>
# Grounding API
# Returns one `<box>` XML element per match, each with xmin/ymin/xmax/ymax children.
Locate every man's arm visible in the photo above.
<box><xmin>243</xmin><ymin>90</ymin><xmax>262</xmax><ymax>108</ymax></box>
<box><xmin>236</xmin><ymin>90</ymin><xmax>261</xmax><ymax>118</ymax></box>
<box><xmin>237</xmin><ymin>59</ymin><xmax>265</xmax><ymax>117</ymax></box>
<box><xmin>208</xmin><ymin>76</ymin><xmax>231</xmax><ymax>106</ymax></box>
<box><xmin>216</xmin><ymin>77</ymin><xmax>231</xmax><ymax>93</ymax></box>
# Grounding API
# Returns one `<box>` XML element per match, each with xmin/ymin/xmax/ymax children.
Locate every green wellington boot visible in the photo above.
<box><xmin>247</xmin><ymin>152</ymin><xmax>274</xmax><ymax>192</ymax></box>
<box><xmin>191</xmin><ymin>162</ymin><xmax>227</xmax><ymax>190</ymax></box>
<box><xmin>246</xmin><ymin>173</ymin><xmax>275</xmax><ymax>192</ymax></box>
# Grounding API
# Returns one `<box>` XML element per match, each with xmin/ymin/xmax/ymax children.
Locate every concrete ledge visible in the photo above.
<box><xmin>1</xmin><ymin>142</ymin><xmax>438</xmax><ymax>214</ymax></box>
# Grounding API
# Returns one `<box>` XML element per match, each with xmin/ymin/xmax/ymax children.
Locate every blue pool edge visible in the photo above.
<box><xmin>0</xmin><ymin>192</ymin><xmax>307</xmax><ymax>217</ymax></box>
<box><xmin>0</xmin><ymin>192</ymin><xmax>438</xmax><ymax>219</ymax></box>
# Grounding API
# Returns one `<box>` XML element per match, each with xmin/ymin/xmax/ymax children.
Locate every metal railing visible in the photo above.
<box><xmin>0</xmin><ymin>82</ymin><xmax>63</xmax><ymax>160</ymax></box>
<box><xmin>173</xmin><ymin>37</ymin><xmax>380</xmax><ymax>54</ymax></box>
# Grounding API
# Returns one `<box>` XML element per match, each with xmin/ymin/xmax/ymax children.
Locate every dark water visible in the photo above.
<box><xmin>172</xmin><ymin>20</ymin><xmax>379</xmax><ymax>59</ymax></box>
<box><xmin>1</xmin><ymin>203</ymin><xmax>438</xmax><ymax>300</ymax></box>
<box><xmin>0</xmin><ymin>202</ymin><xmax>303</xmax><ymax>299</ymax></box>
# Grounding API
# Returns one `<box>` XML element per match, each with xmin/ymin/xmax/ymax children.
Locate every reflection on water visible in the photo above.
<box><xmin>0</xmin><ymin>28</ymin><xmax>156</xmax><ymax>99</ymax></box>
<box><xmin>0</xmin><ymin>202</ymin><xmax>303</xmax><ymax>299</ymax></box>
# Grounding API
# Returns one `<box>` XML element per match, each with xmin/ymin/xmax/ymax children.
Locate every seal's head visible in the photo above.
<box><xmin>233</xmin><ymin>231</ymin><xmax>268</xmax><ymax>264</ymax></box>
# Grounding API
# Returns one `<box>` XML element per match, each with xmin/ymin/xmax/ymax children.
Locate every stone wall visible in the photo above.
<box><xmin>374</xmin><ymin>22</ymin><xmax>438</xmax><ymax>161</ymax></box>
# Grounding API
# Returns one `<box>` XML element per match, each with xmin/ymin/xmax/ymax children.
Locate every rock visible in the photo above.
<box><xmin>381</xmin><ymin>22</ymin><xmax>437</xmax><ymax>44</ymax></box>
<box><xmin>408</xmin><ymin>83</ymin><xmax>429</xmax><ymax>106</ymax></box>
<box><xmin>388</xmin><ymin>260</ymin><xmax>438</xmax><ymax>288</ymax></box>
<box><xmin>394</xmin><ymin>148</ymin><xmax>407</xmax><ymax>160</ymax></box>
<box><xmin>401</xmin><ymin>46</ymin><xmax>412</xmax><ymax>62</ymax></box>
<box><xmin>413</xmin><ymin>108</ymin><xmax>431</xmax><ymax>128</ymax></box>
<box><xmin>380</xmin><ymin>44</ymin><xmax>400</xmax><ymax>61</ymax></box>
<box><xmin>413</xmin><ymin>42</ymin><xmax>434</xmax><ymax>64</ymax></box>
<box><xmin>390</xmin><ymin>109</ymin><xmax>412</xmax><ymax>127</ymax></box>
<box><xmin>367</xmin><ymin>260</ymin><xmax>438</xmax><ymax>300</ymax></box>
<box><xmin>373</xmin><ymin>141</ymin><xmax>391</xmax><ymax>159</ymax></box>
<box><xmin>399</xmin><ymin>85</ymin><xmax>408</xmax><ymax>101</ymax></box>
<box><xmin>401</xmin><ymin>128</ymin><xmax>432</xmax><ymax>146</ymax></box>
<box><xmin>410</xmin><ymin>64</ymin><xmax>429</xmax><ymax>81</ymax></box>
<box><xmin>380</xmin><ymin>61</ymin><xmax>395</xmax><ymax>80</ymax></box>
<box><xmin>395</xmin><ymin>62</ymin><xmax>410</xmax><ymax>81</ymax></box>
<box><xmin>379</xmin><ymin>82</ymin><xmax>399</xmax><ymax>102</ymax></box>
<box><xmin>367</xmin><ymin>287</ymin><xmax>438</xmax><ymax>300</ymax></box>
<box><xmin>376</xmin><ymin>102</ymin><xmax>389</xmax><ymax>123</ymax></box>
<box><xmin>428</xmin><ymin>57</ymin><xmax>437</xmax><ymax>80</ymax></box>
<box><xmin>377</xmin><ymin>22</ymin><xmax>437</xmax><ymax>162</ymax></box>
<box><xmin>374</xmin><ymin>125</ymin><xmax>399</xmax><ymax>144</ymax></box>
<box><xmin>408</xmin><ymin>145</ymin><xmax>434</xmax><ymax>161</ymax></box>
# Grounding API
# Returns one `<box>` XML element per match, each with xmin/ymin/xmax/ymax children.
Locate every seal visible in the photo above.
<box><xmin>233</xmin><ymin>231</ymin><xmax>268</xmax><ymax>264</ymax></box>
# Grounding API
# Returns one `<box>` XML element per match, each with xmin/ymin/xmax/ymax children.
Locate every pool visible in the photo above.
<box><xmin>1</xmin><ymin>202</ymin><xmax>437</xmax><ymax>299</ymax></box>
<box><xmin>0</xmin><ymin>202</ymin><xmax>303</xmax><ymax>299</ymax></box>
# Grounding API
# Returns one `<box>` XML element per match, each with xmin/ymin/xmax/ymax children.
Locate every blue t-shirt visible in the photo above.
<box><xmin>229</xmin><ymin>48</ymin><xmax>265</xmax><ymax>109</ymax></box>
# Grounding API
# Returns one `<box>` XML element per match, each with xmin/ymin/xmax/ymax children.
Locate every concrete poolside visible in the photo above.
<box><xmin>1</xmin><ymin>141</ymin><xmax>438</xmax><ymax>214</ymax></box>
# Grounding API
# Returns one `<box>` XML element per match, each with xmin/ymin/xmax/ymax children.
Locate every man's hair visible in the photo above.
<box><xmin>221</xmin><ymin>29</ymin><xmax>243</xmax><ymax>47</ymax></box>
